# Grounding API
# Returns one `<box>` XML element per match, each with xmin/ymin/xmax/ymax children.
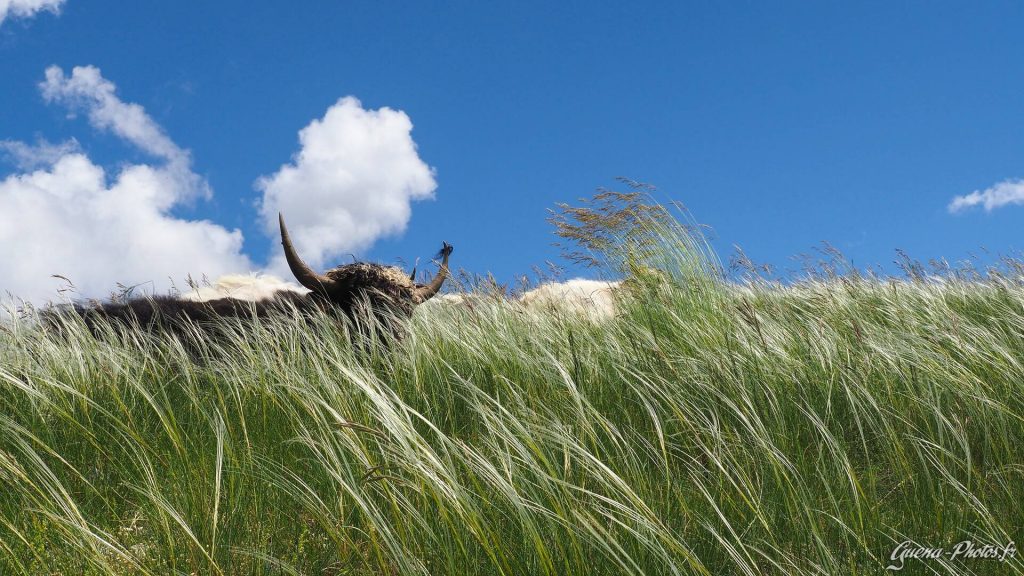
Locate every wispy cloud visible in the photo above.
<box><xmin>40</xmin><ymin>65</ymin><xmax>208</xmax><ymax>199</ymax></box>
<box><xmin>257</xmin><ymin>96</ymin><xmax>437</xmax><ymax>274</ymax></box>
<box><xmin>0</xmin><ymin>137</ymin><xmax>79</xmax><ymax>171</ymax></box>
<box><xmin>0</xmin><ymin>66</ymin><xmax>249</xmax><ymax>304</ymax></box>
<box><xmin>948</xmin><ymin>179</ymin><xmax>1024</xmax><ymax>214</ymax></box>
<box><xmin>0</xmin><ymin>0</ymin><xmax>65</xmax><ymax>27</ymax></box>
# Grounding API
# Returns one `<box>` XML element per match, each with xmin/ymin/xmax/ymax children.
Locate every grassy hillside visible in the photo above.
<box><xmin>1</xmin><ymin>201</ymin><xmax>1023</xmax><ymax>575</ymax></box>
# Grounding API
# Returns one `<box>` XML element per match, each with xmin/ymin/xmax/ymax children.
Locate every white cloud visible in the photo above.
<box><xmin>948</xmin><ymin>179</ymin><xmax>1024</xmax><ymax>214</ymax></box>
<box><xmin>0</xmin><ymin>138</ymin><xmax>80</xmax><ymax>171</ymax></box>
<box><xmin>0</xmin><ymin>66</ymin><xmax>250</xmax><ymax>304</ymax></box>
<box><xmin>1</xmin><ymin>70</ymin><xmax>439</xmax><ymax>305</ymax></box>
<box><xmin>40</xmin><ymin>65</ymin><xmax>207</xmax><ymax>200</ymax></box>
<box><xmin>0</xmin><ymin>0</ymin><xmax>64</xmax><ymax>26</ymax></box>
<box><xmin>257</xmin><ymin>96</ymin><xmax>437</xmax><ymax>275</ymax></box>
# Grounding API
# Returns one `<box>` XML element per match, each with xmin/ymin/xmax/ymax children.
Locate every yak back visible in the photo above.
<box><xmin>68</xmin><ymin>291</ymin><xmax>317</xmax><ymax>335</ymax></box>
<box><xmin>51</xmin><ymin>263</ymin><xmax>419</xmax><ymax>342</ymax></box>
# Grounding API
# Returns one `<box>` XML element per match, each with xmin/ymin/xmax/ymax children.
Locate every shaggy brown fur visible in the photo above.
<box><xmin>57</xmin><ymin>261</ymin><xmax>437</xmax><ymax>342</ymax></box>
<box><xmin>322</xmin><ymin>263</ymin><xmax>419</xmax><ymax>317</ymax></box>
<box><xmin>51</xmin><ymin>213</ymin><xmax>452</xmax><ymax>345</ymax></box>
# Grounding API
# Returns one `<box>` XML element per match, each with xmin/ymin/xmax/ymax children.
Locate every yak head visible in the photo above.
<box><xmin>278</xmin><ymin>213</ymin><xmax>452</xmax><ymax>320</ymax></box>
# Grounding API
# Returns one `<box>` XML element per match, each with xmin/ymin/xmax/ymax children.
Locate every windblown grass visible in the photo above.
<box><xmin>1</xmin><ymin>209</ymin><xmax>1023</xmax><ymax>575</ymax></box>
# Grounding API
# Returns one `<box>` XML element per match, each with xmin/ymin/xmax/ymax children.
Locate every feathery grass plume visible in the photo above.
<box><xmin>548</xmin><ymin>177</ymin><xmax>719</xmax><ymax>277</ymax></box>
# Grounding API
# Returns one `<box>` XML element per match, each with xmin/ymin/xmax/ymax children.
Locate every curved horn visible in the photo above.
<box><xmin>279</xmin><ymin>213</ymin><xmax>339</xmax><ymax>295</ymax></box>
<box><xmin>413</xmin><ymin>242</ymin><xmax>453</xmax><ymax>304</ymax></box>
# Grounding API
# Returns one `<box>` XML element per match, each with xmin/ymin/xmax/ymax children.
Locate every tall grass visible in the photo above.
<box><xmin>1</xmin><ymin>199</ymin><xmax>1022</xmax><ymax>575</ymax></box>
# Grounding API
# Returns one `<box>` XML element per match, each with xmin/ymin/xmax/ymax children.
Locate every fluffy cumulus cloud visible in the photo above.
<box><xmin>0</xmin><ymin>0</ymin><xmax>64</xmax><ymax>26</ymax></box>
<box><xmin>0</xmin><ymin>66</ymin><xmax>250</xmax><ymax>305</ymax></box>
<box><xmin>948</xmin><ymin>179</ymin><xmax>1024</xmax><ymax>214</ymax></box>
<box><xmin>257</xmin><ymin>96</ymin><xmax>437</xmax><ymax>275</ymax></box>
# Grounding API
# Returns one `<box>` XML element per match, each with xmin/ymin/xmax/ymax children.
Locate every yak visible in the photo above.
<box><xmin>57</xmin><ymin>214</ymin><xmax>452</xmax><ymax>341</ymax></box>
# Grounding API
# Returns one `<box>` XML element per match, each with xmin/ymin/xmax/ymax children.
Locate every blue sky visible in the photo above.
<box><xmin>2</xmin><ymin>1</ymin><xmax>1024</xmax><ymax>301</ymax></box>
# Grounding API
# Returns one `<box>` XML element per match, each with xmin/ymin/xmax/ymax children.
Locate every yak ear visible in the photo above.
<box><xmin>413</xmin><ymin>242</ymin><xmax>453</xmax><ymax>304</ymax></box>
<box><xmin>434</xmin><ymin>242</ymin><xmax>453</xmax><ymax>260</ymax></box>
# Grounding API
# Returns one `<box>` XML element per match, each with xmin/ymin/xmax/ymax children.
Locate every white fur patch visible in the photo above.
<box><xmin>419</xmin><ymin>279</ymin><xmax>623</xmax><ymax>320</ymax></box>
<box><xmin>519</xmin><ymin>278</ymin><xmax>621</xmax><ymax>320</ymax></box>
<box><xmin>181</xmin><ymin>274</ymin><xmax>308</xmax><ymax>302</ymax></box>
<box><xmin>433</xmin><ymin>293</ymin><xmax>468</xmax><ymax>305</ymax></box>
